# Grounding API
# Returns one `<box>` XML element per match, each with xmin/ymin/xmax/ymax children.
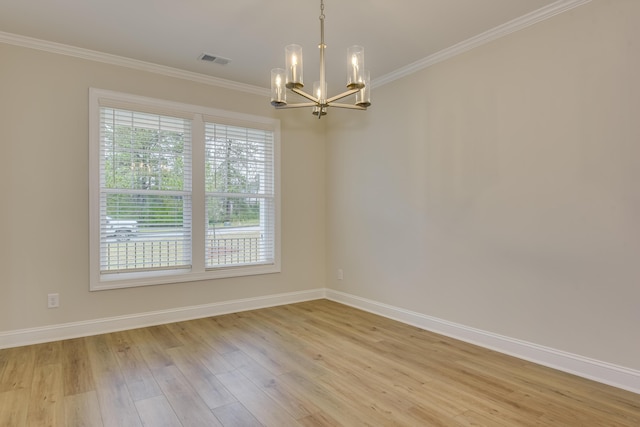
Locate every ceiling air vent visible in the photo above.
<box><xmin>198</xmin><ymin>53</ymin><xmax>231</xmax><ymax>65</ymax></box>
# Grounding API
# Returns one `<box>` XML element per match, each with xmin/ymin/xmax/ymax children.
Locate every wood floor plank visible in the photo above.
<box><xmin>266</xmin><ymin>312</ymin><xmax>437</xmax><ymax>398</ymax></box>
<box><xmin>281</xmin><ymin>334</ymin><xmax>442</xmax><ymax>424</ymax></box>
<box><xmin>422</xmin><ymin>378</ymin><xmax>541</xmax><ymax>427</ymax></box>
<box><xmin>145</xmin><ymin>325</ymin><xmax>184</xmax><ymax>349</ymax></box>
<box><xmin>212</xmin><ymin>401</ymin><xmax>263</xmax><ymax>427</ymax></box>
<box><xmin>85</xmin><ymin>334</ymin><xmax>142</xmax><ymax>427</ymax></box>
<box><xmin>536</xmin><ymin>411</ymin><xmax>633</xmax><ymax>427</ymax></box>
<box><xmin>128</xmin><ymin>327</ymin><xmax>175</xmax><ymax>372</ymax></box>
<box><xmin>274</xmin><ymin>370</ymin><xmax>379</xmax><ymax>427</ymax></box>
<box><xmin>106</xmin><ymin>330</ymin><xmax>163</xmax><ymax>402</ymax></box>
<box><xmin>224</xmin><ymin>349</ymin><xmax>321</xmax><ymax>419</ymax></box>
<box><xmin>152</xmin><ymin>364</ymin><xmax>223</xmax><ymax>426</ymax></box>
<box><xmin>214</xmin><ymin>317</ymin><xmax>290</xmax><ymax>376</ymax></box>
<box><xmin>509</xmin><ymin>389</ymin><xmax>623</xmax><ymax>426</ymax></box>
<box><xmin>61</xmin><ymin>338</ymin><xmax>95</xmax><ymax>396</ymax></box>
<box><xmin>296</xmin><ymin>410</ymin><xmax>342</xmax><ymax>427</ymax></box>
<box><xmin>459</xmin><ymin>355</ymin><xmax>640</xmax><ymax>425</ymax></box>
<box><xmin>26</xmin><ymin>364</ymin><xmax>65</xmax><ymax>426</ymax></box>
<box><xmin>239</xmin><ymin>310</ymin><xmax>335</xmax><ymax>378</ymax></box>
<box><xmin>0</xmin><ymin>389</ymin><xmax>30</xmax><ymax>426</ymax></box>
<box><xmin>189</xmin><ymin>317</ymin><xmax>240</xmax><ymax>355</ymax></box>
<box><xmin>1</xmin><ymin>300</ymin><xmax>638</xmax><ymax>426</ymax></box>
<box><xmin>166</xmin><ymin>344</ymin><xmax>237</xmax><ymax>410</ymax></box>
<box><xmin>454</xmin><ymin>409</ymin><xmax>515</xmax><ymax>427</ymax></box>
<box><xmin>33</xmin><ymin>341</ymin><xmax>63</xmax><ymax>366</ymax></box>
<box><xmin>0</xmin><ymin>346</ymin><xmax>35</xmax><ymax>393</ymax></box>
<box><xmin>135</xmin><ymin>395</ymin><xmax>182</xmax><ymax>427</ymax></box>
<box><xmin>402</xmin><ymin>404</ymin><xmax>462</xmax><ymax>427</ymax></box>
<box><xmin>164</xmin><ymin>322</ymin><xmax>235</xmax><ymax>374</ymax></box>
<box><xmin>215</xmin><ymin>369</ymin><xmax>301</xmax><ymax>427</ymax></box>
<box><xmin>517</xmin><ymin>363</ymin><xmax>640</xmax><ymax>424</ymax></box>
<box><xmin>64</xmin><ymin>390</ymin><xmax>104</xmax><ymax>427</ymax></box>
<box><xmin>311</xmin><ymin>365</ymin><xmax>441</xmax><ymax>426</ymax></box>
<box><xmin>0</xmin><ymin>352</ymin><xmax>7</xmax><ymax>385</ymax></box>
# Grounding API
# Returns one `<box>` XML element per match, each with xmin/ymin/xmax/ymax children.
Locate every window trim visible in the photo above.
<box><xmin>89</xmin><ymin>88</ymin><xmax>281</xmax><ymax>291</ymax></box>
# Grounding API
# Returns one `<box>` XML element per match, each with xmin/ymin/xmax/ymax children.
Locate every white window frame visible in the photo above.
<box><xmin>89</xmin><ymin>88</ymin><xmax>281</xmax><ymax>291</ymax></box>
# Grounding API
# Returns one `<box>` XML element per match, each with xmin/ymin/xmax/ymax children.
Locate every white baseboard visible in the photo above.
<box><xmin>0</xmin><ymin>289</ymin><xmax>326</xmax><ymax>350</ymax></box>
<box><xmin>325</xmin><ymin>289</ymin><xmax>640</xmax><ymax>395</ymax></box>
<box><xmin>2</xmin><ymin>287</ymin><xmax>638</xmax><ymax>395</ymax></box>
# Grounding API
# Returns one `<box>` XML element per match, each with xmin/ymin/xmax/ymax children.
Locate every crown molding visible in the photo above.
<box><xmin>1</xmin><ymin>0</ymin><xmax>591</xmax><ymax>94</ymax></box>
<box><xmin>372</xmin><ymin>0</ymin><xmax>592</xmax><ymax>88</ymax></box>
<box><xmin>0</xmin><ymin>31</ymin><xmax>270</xmax><ymax>97</ymax></box>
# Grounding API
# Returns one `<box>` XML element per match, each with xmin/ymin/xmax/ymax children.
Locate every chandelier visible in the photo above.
<box><xmin>270</xmin><ymin>0</ymin><xmax>371</xmax><ymax>118</ymax></box>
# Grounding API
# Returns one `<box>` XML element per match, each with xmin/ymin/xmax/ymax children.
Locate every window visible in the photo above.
<box><xmin>89</xmin><ymin>89</ymin><xmax>280</xmax><ymax>290</ymax></box>
<box><xmin>204</xmin><ymin>123</ymin><xmax>276</xmax><ymax>269</ymax></box>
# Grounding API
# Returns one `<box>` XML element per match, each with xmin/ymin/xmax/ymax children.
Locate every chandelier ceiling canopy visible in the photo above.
<box><xmin>270</xmin><ymin>0</ymin><xmax>371</xmax><ymax>118</ymax></box>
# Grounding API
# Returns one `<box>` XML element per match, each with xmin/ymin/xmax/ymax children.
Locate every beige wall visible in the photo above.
<box><xmin>2</xmin><ymin>0</ymin><xmax>638</xmax><ymax>374</ymax></box>
<box><xmin>0</xmin><ymin>44</ymin><xmax>326</xmax><ymax>331</ymax></box>
<box><xmin>327</xmin><ymin>0</ymin><xmax>640</xmax><ymax>370</ymax></box>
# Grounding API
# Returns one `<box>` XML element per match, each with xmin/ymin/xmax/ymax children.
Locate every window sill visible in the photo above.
<box><xmin>90</xmin><ymin>262</ymin><xmax>280</xmax><ymax>291</ymax></box>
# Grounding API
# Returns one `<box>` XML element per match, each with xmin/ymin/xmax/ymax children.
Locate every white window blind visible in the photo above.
<box><xmin>90</xmin><ymin>89</ymin><xmax>280</xmax><ymax>290</ymax></box>
<box><xmin>99</xmin><ymin>108</ymin><xmax>192</xmax><ymax>273</ymax></box>
<box><xmin>204</xmin><ymin>123</ymin><xmax>275</xmax><ymax>268</ymax></box>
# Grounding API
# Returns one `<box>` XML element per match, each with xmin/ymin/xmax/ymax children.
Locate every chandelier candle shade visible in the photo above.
<box><xmin>347</xmin><ymin>46</ymin><xmax>365</xmax><ymax>90</ymax></box>
<box><xmin>285</xmin><ymin>45</ymin><xmax>303</xmax><ymax>89</ymax></box>
<box><xmin>270</xmin><ymin>0</ymin><xmax>371</xmax><ymax>118</ymax></box>
<box><xmin>271</xmin><ymin>68</ymin><xmax>286</xmax><ymax>106</ymax></box>
<box><xmin>356</xmin><ymin>70</ymin><xmax>371</xmax><ymax>107</ymax></box>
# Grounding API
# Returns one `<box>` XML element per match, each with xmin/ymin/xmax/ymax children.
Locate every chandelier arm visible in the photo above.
<box><xmin>325</xmin><ymin>88</ymin><xmax>361</xmax><ymax>104</ymax></box>
<box><xmin>291</xmin><ymin>87</ymin><xmax>319</xmax><ymax>103</ymax></box>
<box><xmin>275</xmin><ymin>102</ymin><xmax>319</xmax><ymax>110</ymax></box>
<box><xmin>327</xmin><ymin>102</ymin><xmax>367</xmax><ymax>110</ymax></box>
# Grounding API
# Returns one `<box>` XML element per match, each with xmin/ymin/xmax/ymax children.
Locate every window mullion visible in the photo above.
<box><xmin>190</xmin><ymin>114</ymin><xmax>206</xmax><ymax>273</ymax></box>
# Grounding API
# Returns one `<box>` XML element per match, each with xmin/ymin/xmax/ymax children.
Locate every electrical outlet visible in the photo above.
<box><xmin>337</xmin><ymin>269</ymin><xmax>344</xmax><ymax>280</ymax></box>
<box><xmin>47</xmin><ymin>293</ymin><xmax>59</xmax><ymax>308</ymax></box>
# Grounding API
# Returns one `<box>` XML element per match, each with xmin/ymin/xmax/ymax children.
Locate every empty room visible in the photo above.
<box><xmin>1</xmin><ymin>0</ymin><xmax>639</xmax><ymax>425</ymax></box>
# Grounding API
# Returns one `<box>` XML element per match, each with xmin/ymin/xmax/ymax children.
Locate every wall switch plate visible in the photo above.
<box><xmin>337</xmin><ymin>269</ymin><xmax>344</xmax><ymax>280</ymax></box>
<box><xmin>47</xmin><ymin>293</ymin><xmax>59</xmax><ymax>308</ymax></box>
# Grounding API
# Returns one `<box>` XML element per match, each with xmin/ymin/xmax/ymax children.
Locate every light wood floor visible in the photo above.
<box><xmin>1</xmin><ymin>300</ymin><xmax>638</xmax><ymax>426</ymax></box>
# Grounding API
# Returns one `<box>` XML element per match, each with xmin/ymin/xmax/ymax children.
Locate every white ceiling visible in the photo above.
<box><xmin>1</xmin><ymin>0</ymin><xmax>579</xmax><ymax>90</ymax></box>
